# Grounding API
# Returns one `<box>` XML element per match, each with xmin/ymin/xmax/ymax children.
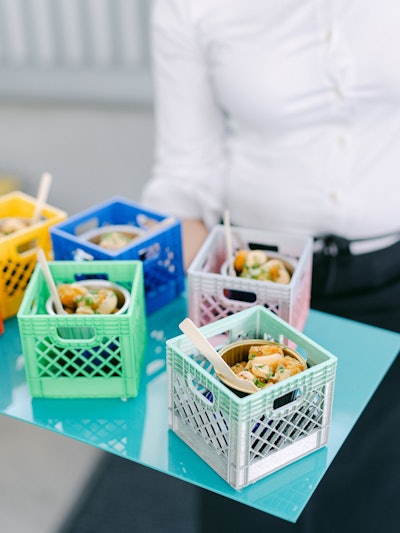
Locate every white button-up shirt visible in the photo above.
<box><xmin>141</xmin><ymin>0</ymin><xmax>400</xmax><ymax>239</ymax></box>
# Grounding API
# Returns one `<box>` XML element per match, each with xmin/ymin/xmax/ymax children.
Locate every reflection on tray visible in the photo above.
<box><xmin>31</xmin><ymin>396</ymin><xmax>146</xmax><ymax>457</ymax></box>
<box><xmin>168</xmin><ymin>430</ymin><xmax>327</xmax><ymax>522</ymax></box>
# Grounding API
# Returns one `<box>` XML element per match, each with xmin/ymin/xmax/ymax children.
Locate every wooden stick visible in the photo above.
<box><xmin>37</xmin><ymin>248</ymin><xmax>65</xmax><ymax>314</ymax></box>
<box><xmin>31</xmin><ymin>172</ymin><xmax>52</xmax><ymax>225</ymax></box>
<box><xmin>223</xmin><ymin>209</ymin><xmax>236</xmax><ymax>276</ymax></box>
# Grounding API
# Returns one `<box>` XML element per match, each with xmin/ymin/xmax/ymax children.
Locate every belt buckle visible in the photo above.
<box><xmin>314</xmin><ymin>234</ymin><xmax>351</xmax><ymax>257</ymax></box>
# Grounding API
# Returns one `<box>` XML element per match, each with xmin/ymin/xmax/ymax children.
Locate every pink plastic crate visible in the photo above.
<box><xmin>188</xmin><ymin>225</ymin><xmax>313</xmax><ymax>330</ymax></box>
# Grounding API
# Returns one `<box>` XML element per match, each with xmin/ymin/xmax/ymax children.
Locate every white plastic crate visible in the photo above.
<box><xmin>188</xmin><ymin>225</ymin><xmax>313</xmax><ymax>330</ymax></box>
<box><xmin>166</xmin><ymin>306</ymin><xmax>337</xmax><ymax>490</ymax></box>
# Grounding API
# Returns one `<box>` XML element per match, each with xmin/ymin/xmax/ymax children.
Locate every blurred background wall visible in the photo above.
<box><xmin>0</xmin><ymin>0</ymin><xmax>154</xmax><ymax>214</ymax></box>
<box><xmin>0</xmin><ymin>2</ymin><xmax>156</xmax><ymax>531</ymax></box>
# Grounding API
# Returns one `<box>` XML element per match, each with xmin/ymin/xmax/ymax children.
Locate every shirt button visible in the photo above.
<box><xmin>338</xmin><ymin>135</ymin><xmax>346</xmax><ymax>146</ymax></box>
<box><xmin>333</xmin><ymin>85</ymin><xmax>344</xmax><ymax>99</ymax></box>
<box><xmin>329</xmin><ymin>192</ymin><xmax>339</xmax><ymax>203</ymax></box>
<box><xmin>325</xmin><ymin>30</ymin><xmax>332</xmax><ymax>42</ymax></box>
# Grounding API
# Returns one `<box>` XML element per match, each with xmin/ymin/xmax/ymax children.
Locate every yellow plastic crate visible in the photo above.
<box><xmin>0</xmin><ymin>191</ymin><xmax>67</xmax><ymax>319</ymax></box>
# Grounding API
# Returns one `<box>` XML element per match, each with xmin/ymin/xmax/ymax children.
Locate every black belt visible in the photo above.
<box><xmin>313</xmin><ymin>232</ymin><xmax>400</xmax><ymax>256</ymax></box>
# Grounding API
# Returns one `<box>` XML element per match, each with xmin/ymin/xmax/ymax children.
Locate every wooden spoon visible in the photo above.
<box><xmin>223</xmin><ymin>209</ymin><xmax>236</xmax><ymax>276</ymax></box>
<box><xmin>36</xmin><ymin>248</ymin><xmax>66</xmax><ymax>315</ymax></box>
<box><xmin>179</xmin><ymin>318</ymin><xmax>258</xmax><ymax>393</ymax></box>
<box><xmin>137</xmin><ymin>214</ymin><xmax>176</xmax><ymax>231</ymax></box>
<box><xmin>147</xmin><ymin>216</ymin><xmax>176</xmax><ymax>233</ymax></box>
<box><xmin>31</xmin><ymin>172</ymin><xmax>52</xmax><ymax>225</ymax></box>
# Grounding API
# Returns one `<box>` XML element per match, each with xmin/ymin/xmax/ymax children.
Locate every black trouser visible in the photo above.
<box><xmin>199</xmin><ymin>238</ymin><xmax>400</xmax><ymax>533</ymax></box>
<box><xmin>311</xmin><ymin>235</ymin><xmax>400</xmax><ymax>332</ymax></box>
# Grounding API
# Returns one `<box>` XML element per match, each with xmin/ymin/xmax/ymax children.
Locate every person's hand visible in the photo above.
<box><xmin>182</xmin><ymin>219</ymin><xmax>208</xmax><ymax>270</ymax></box>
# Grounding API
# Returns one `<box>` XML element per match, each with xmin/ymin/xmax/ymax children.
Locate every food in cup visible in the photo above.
<box><xmin>95</xmin><ymin>230</ymin><xmax>136</xmax><ymax>251</ymax></box>
<box><xmin>0</xmin><ymin>216</ymin><xmax>29</xmax><ymax>236</ymax></box>
<box><xmin>46</xmin><ymin>280</ymin><xmax>130</xmax><ymax>316</ymax></box>
<box><xmin>230</xmin><ymin>343</ymin><xmax>305</xmax><ymax>390</ymax></box>
<box><xmin>233</xmin><ymin>249</ymin><xmax>293</xmax><ymax>284</ymax></box>
<box><xmin>80</xmin><ymin>225</ymin><xmax>143</xmax><ymax>252</ymax></box>
<box><xmin>56</xmin><ymin>282</ymin><xmax>120</xmax><ymax>314</ymax></box>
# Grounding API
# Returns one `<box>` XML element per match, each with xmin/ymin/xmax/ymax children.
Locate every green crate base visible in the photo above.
<box><xmin>17</xmin><ymin>260</ymin><xmax>146</xmax><ymax>399</ymax></box>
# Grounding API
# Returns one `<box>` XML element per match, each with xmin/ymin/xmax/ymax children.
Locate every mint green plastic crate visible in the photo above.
<box><xmin>167</xmin><ymin>306</ymin><xmax>337</xmax><ymax>489</ymax></box>
<box><xmin>17</xmin><ymin>260</ymin><xmax>147</xmax><ymax>398</ymax></box>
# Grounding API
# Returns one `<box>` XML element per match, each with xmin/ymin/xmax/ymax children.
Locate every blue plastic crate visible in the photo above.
<box><xmin>50</xmin><ymin>197</ymin><xmax>185</xmax><ymax>314</ymax></box>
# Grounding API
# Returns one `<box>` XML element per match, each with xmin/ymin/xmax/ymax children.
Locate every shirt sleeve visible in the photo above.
<box><xmin>140</xmin><ymin>0</ymin><xmax>227</xmax><ymax>229</ymax></box>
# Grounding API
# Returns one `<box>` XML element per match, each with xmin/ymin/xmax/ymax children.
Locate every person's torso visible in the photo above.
<box><xmin>192</xmin><ymin>0</ymin><xmax>400</xmax><ymax>237</ymax></box>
